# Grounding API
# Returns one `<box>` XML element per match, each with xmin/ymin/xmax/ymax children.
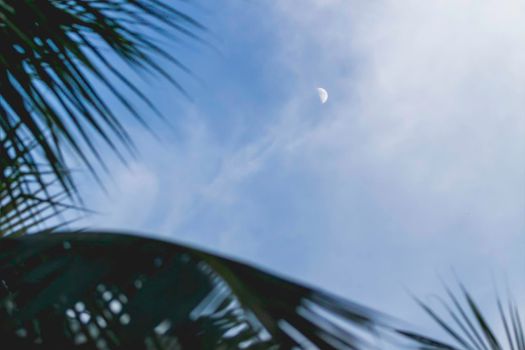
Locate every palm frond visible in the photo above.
<box><xmin>0</xmin><ymin>232</ymin><xmax>401</xmax><ymax>349</ymax></box>
<box><xmin>0</xmin><ymin>0</ymin><xmax>202</xmax><ymax>204</ymax></box>
<box><xmin>399</xmin><ymin>283</ymin><xmax>524</xmax><ymax>350</ymax></box>
<box><xmin>0</xmin><ymin>125</ymin><xmax>79</xmax><ymax>237</ymax></box>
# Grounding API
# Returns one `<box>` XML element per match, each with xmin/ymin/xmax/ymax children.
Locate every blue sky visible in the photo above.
<box><xmin>75</xmin><ymin>0</ymin><xmax>525</xmax><ymax>338</ymax></box>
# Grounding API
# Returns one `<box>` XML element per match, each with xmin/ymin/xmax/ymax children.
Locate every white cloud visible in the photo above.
<box><xmin>86</xmin><ymin>161</ymin><xmax>159</xmax><ymax>229</ymax></box>
<box><xmin>80</xmin><ymin>0</ymin><xmax>525</xmax><ymax>337</ymax></box>
<box><xmin>261</xmin><ymin>0</ymin><xmax>525</xmax><ymax>328</ymax></box>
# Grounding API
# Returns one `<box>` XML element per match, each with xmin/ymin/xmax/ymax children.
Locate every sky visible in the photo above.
<box><xmin>74</xmin><ymin>0</ymin><xmax>525</xmax><ymax>340</ymax></box>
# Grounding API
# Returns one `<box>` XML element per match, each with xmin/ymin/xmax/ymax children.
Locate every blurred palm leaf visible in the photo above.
<box><xmin>0</xmin><ymin>124</ymin><xmax>80</xmax><ymax>237</ymax></box>
<box><xmin>399</xmin><ymin>284</ymin><xmax>525</xmax><ymax>350</ymax></box>
<box><xmin>0</xmin><ymin>0</ymin><xmax>202</xmax><ymax>211</ymax></box>
<box><xmin>0</xmin><ymin>232</ymin><xmax>401</xmax><ymax>349</ymax></box>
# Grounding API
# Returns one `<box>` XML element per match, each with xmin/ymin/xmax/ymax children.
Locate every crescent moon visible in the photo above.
<box><xmin>317</xmin><ymin>87</ymin><xmax>328</xmax><ymax>104</ymax></box>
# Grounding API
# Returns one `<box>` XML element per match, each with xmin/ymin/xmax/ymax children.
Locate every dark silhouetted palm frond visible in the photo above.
<box><xmin>399</xmin><ymin>284</ymin><xmax>525</xmax><ymax>350</ymax></box>
<box><xmin>0</xmin><ymin>124</ymin><xmax>80</xmax><ymax>237</ymax></box>
<box><xmin>0</xmin><ymin>232</ymin><xmax>402</xmax><ymax>349</ymax></box>
<box><xmin>0</xmin><ymin>0</ymin><xmax>202</xmax><ymax>215</ymax></box>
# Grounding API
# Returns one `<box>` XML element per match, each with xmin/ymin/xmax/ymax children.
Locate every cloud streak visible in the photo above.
<box><xmin>79</xmin><ymin>0</ymin><xmax>525</xmax><ymax>336</ymax></box>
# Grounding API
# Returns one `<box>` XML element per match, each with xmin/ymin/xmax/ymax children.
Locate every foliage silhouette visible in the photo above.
<box><xmin>398</xmin><ymin>284</ymin><xmax>524</xmax><ymax>350</ymax></box>
<box><xmin>0</xmin><ymin>0</ymin><xmax>202</xmax><ymax>226</ymax></box>
<box><xmin>0</xmin><ymin>124</ymin><xmax>78</xmax><ymax>237</ymax></box>
<box><xmin>0</xmin><ymin>232</ymin><xmax>403</xmax><ymax>349</ymax></box>
<box><xmin>0</xmin><ymin>2</ymin><xmax>521</xmax><ymax>350</ymax></box>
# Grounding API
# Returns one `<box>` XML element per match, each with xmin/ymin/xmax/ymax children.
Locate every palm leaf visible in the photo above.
<box><xmin>0</xmin><ymin>232</ymin><xmax>401</xmax><ymax>349</ymax></box>
<box><xmin>399</xmin><ymin>284</ymin><xmax>524</xmax><ymax>350</ymax></box>
<box><xmin>0</xmin><ymin>0</ymin><xmax>202</xmax><ymax>211</ymax></box>
<box><xmin>0</xmin><ymin>124</ymin><xmax>80</xmax><ymax>237</ymax></box>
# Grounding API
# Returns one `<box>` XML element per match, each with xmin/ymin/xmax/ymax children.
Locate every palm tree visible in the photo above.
<box><xmin>0</xmin><ymin>127</ymin><xmax>74</xmax><ymax>236</ymax></box>
<box><xmin>1</xmin><ymin>1</ymin><xmax>522</xmax><ymax>349</ymax></box>
<box><xmin>399</xmin><ymin>285</ymin><xmax>525</xmax><ymax>350</ymax></box>
<box><xmin>0</xmin><ymin>1</ymin><xmax>404</xmax><ymax>348</ymax></box>
<box><xmin>0</xmin><ymin>232</ymin><xmax>407</xmax><ymax>349</ymax></box>
<box><xmin>0</xmin><ymin>0</ymin><xmax>202</xmax><ymax>234</ymax></box>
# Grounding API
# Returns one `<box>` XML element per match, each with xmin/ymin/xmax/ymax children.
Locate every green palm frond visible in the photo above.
<box><xmin>0</xmin><ymin>232</ymin><xmax>401</xmax><ymax>349</ymax></box>
<box><xmin>0</xmin><ymin>0</ymin><xmax>201</xmax><ymax>201</ymax></box>
<box><xmin>0</xmin><ymin>124</ymin><xmax>80</xmax><ymax>237</ymax></box>
<box><xmin>399</xmin><ymin>284</ymin><xmax>525</xmax><ymax>350</ymax></box>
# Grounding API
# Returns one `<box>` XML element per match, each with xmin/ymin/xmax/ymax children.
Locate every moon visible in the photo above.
<box><xmin>317</xmin><ymin>87</ymin><xmax>328</xmax><ymax>104</ymax></box>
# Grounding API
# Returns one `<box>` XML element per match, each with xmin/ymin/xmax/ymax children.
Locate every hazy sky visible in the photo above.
<box><xmin>76</xmin><ymin>0</ymin><xmax>525</xmax><ymax>339</ymax></box>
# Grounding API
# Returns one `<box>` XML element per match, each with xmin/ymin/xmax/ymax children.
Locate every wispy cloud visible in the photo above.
<box><xmin>80</xmin><ymin>0</ymin><xmax>525</xmax><ymax>335</ymax></box>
